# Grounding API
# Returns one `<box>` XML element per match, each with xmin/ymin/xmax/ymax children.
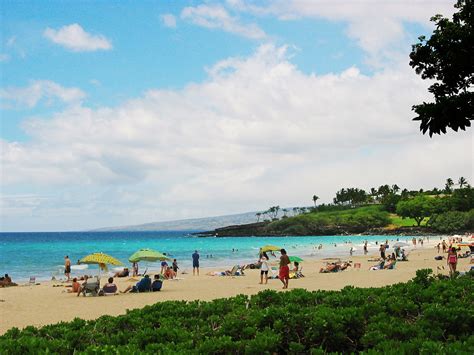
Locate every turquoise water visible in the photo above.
<box><xmin>0</xmin><ymin>231</ymin><xmax>412</xmax><ymax>281</ymax></box>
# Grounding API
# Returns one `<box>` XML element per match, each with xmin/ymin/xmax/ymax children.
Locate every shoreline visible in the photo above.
<box><xmin>1</xmin><ymin>239</ymin><xmax>471</xmax><ymax>335</ymax></box>
<box><xmin>4</xmin><ymin>234</ymin><xmax>444</xmax><ymax>283</ymax></box>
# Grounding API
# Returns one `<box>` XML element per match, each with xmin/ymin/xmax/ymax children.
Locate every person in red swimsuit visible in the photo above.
<box><xmin>279</xmin><ymin>249</ymin><xmax>290</xmax><ymax>289</ymax></box>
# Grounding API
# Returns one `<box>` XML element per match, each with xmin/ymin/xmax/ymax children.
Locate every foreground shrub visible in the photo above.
<box><xmin>1</xmin><ymin>270</ymin><xmax>473</xmax><ymax>354</ymax></box>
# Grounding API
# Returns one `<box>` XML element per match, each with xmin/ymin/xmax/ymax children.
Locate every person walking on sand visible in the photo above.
<box><xmin>192</xmin><ymin>250</ymin><xmax>200</xmax><ymax>276</ymax></box>
<box><xmin>279</xmin><ymin>249</ymin><xmax>290</xmax><ymax>289</ymax></box>
<box><xmin>447</xmin><ymin>247</ymin><xmax>458</xmax><ymax>276</ymax></box>
<box><xmin>64</xmin><ymin>256</ymin><xmax>71</xmax><ymax>281</ymax></box>
<box><xmin>379</xmin><ymin>244</ymin><xmax>386</xmax><ymax>260</ymax></box>
<box><xmin>259</xmin><ymin>252</ymin><xmax>269</xmax><ymax>285</ymax></box>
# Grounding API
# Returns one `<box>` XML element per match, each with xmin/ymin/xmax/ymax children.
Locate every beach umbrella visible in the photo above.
<box><xmin>128</xmin><ymin>248</ymin><xmax>170</xmax><ymax>263</ymax></box>
<box><xmin>289</xmin><ymin>256</ymin><xmax>304</xmax><ymax>263</ymax></box>
<box><xmin>80</xmin><ymin>252</ymin><xmax>123</xmax><ymax>266</ymax></box>
<box><xmin>392</xmin><ymin>242</ymin><xmax>410</xmax><ymax>248</ymax></box>
<box><xmin>452</xmin><ymin>243</ymin><xmax>472</xmax><ymax>249</ymax></box>
<box><xmin>79</xmin><ymin>252</ymin><xmax>123</xmax><ymax>278</ymax></box>
<box><xmin>456</xmin><ymin>243</ymin><xmax>474</xmax><ymax>247</ymax></box>
<box><xmin>260</xmin><ymin>245</ymin><xmax>282</xmax><ymax>253</ymax></box>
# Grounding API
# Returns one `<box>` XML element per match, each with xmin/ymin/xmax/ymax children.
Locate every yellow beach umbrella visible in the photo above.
<box><xmin>260</xmin><ymin>245</ymin><xmax>282</xmax><ymax>253</ymax></box>
<box><xmin>80</xmin><ymin>252</ymin><xmax>123</xmax><ymax>266</ymax></box>
<box><xmin>79</xmin><ymin>253</ymin><xmax>123</xmax><ymax>277</ymax></box>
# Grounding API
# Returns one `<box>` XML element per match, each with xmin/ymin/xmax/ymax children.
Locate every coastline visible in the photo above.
<box><xmin>1</xmin><ymin>239</ymin><xmax>471</xmax><ymax>335</ymax></box>
<box><xmin>197</xmin><ymin>222</ymin><xmax>456</xmax><ymax>238</ymax></box>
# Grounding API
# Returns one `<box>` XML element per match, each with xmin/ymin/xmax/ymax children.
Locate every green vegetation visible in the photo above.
<box><xmin>409</xmin><ymin>0</ymin><xmax>473</xmax><ymax>136</ymax></box>
<box><xmin>1</xmin><ymin>270</ymin><xmax>472</xmax><ymax>354</ymax></box>
<box><xmin>396</xmin><ymin>195</ymin><xmax>434</xmax><ymax>226</ymax></box>
<box><xmin>428</xmin><ymin>210</ymin><xmax>474</xmax><ymax>233</ymax></box>
<box><xmin>244</xmin><ymin>178</ymin><xmax>473</xmax><ymax>236</ymax></box>
<box><xmin>265</xmin><ymin>206</ymin><xmax>390</xmax><ymax>235</ymax></box>
<box><xmin>389</xmin><ymin>214</ymin><xmax>428</xmax><ymax>227</ymax></box>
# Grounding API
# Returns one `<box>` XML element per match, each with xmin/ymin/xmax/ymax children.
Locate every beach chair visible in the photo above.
<box><xmin>81</xmin><ymin>277</ymin><xmax>100</xmax><ymax>296</ymax></box>
<box><xmin>29</xmin><ymin>276</ymin><xmax>36</xmax><ymax>284</ymax></box>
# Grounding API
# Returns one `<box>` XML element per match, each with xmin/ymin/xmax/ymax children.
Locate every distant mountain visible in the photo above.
<box><xmin>94</xmin><ymin>211</ymin><xmax>260</xmax><ymax>231</ymax></box>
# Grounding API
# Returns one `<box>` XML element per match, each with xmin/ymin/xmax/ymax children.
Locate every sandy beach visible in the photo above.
<box><xmin>0</xmin><ymin>242</ymin><xmax>471</xmax><ymax>335</ymax></box>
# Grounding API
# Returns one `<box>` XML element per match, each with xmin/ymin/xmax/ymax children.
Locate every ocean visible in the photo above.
<box><xmin>0</xmin><ymin>231</ymin><xmax>417</xmax><ymax>281</ymax></box>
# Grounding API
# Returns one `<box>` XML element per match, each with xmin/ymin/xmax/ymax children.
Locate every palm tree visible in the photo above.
<box><xmin>256</xmin><ymin>212</ymin><xmax>262</xmax><ymax>222</ymax></box>
<box><xmin>370</xmin><ymin>187</ymin><xmax>377</xmax><ymax>198</ymax></box>
<box><xmin>445</xmin><ymin>178</ymin><xmax>454</xmax><ymax>193</ymax></box>
<box><xmin>458</xmin><ymin>176</ymin><xmax>468</xmax><ymax>188</ymax></box>
<box><xmin>312</xmin><ymin>195</ymin><xmax>319</xmax><ymax>207</ymax></box>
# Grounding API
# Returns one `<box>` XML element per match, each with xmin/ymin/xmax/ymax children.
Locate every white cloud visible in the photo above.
<box><xmin>228</xmin><ymin>0</ymin><xmax>457</xmax><ymax>65</ymax></box>
<box><xmin>43</xmin><ymin>23</ymin><xmax>112</xmax><ymax>52</ymax></box>
<box><xmin>0</xmin><ymin>80</ymin><xmax>86</xmax><ymax>109</ymax></box>
<box><xmin>161</xmin><ymin>13</ymin><xmax>177</xmax><ymax>28</ymax></box>
<box><xmin>181</xmin><ymin>4</ymin><xmax>266</xmax><ymax>39</ymax></box>
<box><xmin>1</xmin><ymin>44</ymin><xmax>472</xmax><ymax>231</ymax></box>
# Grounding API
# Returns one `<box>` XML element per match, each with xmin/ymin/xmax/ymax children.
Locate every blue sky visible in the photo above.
<box><xmin>1</xmin><ymin>0</ymin><xmax>472</xmax><ymax>231</ymax></box>
<box><xmin>2</xmin><ymin>0</ymin><xmax>416</xmax><ymax>141</ymax></box>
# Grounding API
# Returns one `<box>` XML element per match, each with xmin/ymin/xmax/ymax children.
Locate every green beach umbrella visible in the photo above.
<box><xmin>289</xmin><ymin>256</ymin><xmax>304</xmax><ymax>263</ymax></box>
<box><xmin>128</xmin><ymin>248</ymin><xmax>170</xmax><ymax>263</ymax></box>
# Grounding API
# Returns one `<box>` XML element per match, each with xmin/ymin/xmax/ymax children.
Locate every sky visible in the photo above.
<box><xmin>1</xmin><ymin>0</ymin><xmax>472</xmax><ymax>232</ymax></box>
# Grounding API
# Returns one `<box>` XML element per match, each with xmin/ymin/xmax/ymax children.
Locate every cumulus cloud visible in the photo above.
<box><xmin>181</xmin><ymin>4</ymin><xmax>266</xmax><ymax>39</ymax></box>
<box><xmin>0</xmin><ymin>80</ymin><xmax>86</xmax><ymax>109</ymax></box>
<box><xmin>43</xmin><ymin>23</ymin><xmax>112</xmax><ymax>52</ymax></box>
<box><xmin>1</xmin><ymin>44</ymin><xmax>472</xmax><ymax>230</ymax></box>
<box><xmin>161</xmin><ymin>13</ymin><xmax>177</xmax><ymax>28</ymax></box>
<box><xmin>227</xmin><ymin>0</ymin><xmax>456</xmax><ymax>65</ymax></box>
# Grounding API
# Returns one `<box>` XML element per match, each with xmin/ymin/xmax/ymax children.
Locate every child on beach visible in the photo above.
<box><xmin>172</xmin><ymin>259</ymin><xmax>179</xmax><ymax>274</ymax></box>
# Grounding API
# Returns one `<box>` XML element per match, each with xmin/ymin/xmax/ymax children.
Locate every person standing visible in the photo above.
<box><xmin>192</xmin><ymin>250</ymin><xmax>200</xmax><ymax>276</ymax></box>
<box><xmin>279</xmin><ymin>249</ymin><xmax>290</xmax><ymax>289</ymax></box>
<box><xmin>64</xmin><ymin>256</ymin><xmax>71</xmax><ymax>281</ymax></box>
<box><xmin>259</xmin><ymin>252</ymin><xmax>269</xmax><ymax>285</ymax></box>
<box><xmin>363</xmin><ymin>241</ymin><xmax>368</xmax><ymax>255</ymax></box>
<box><xmin>172</xmin><ymin>259</ymin><xmax>179</xmax><ymax>274</ymax></box>
<box><xmin>379</xmin><ymin>244</ymin><xmax>386</xmax><ymax>260</ymax></box>
<box><xmin>160</xmin><ymin>260</ymin><xmax>168</xmax><ymax>275</ymax></box>
<box><xmin>132</xmin><ymin>262</ymin><xmax>139</xmax><ymax>277</ymax></box>
<box><xmin>447</xmin><ymin>247</ymin><xmax>458</xmax><ymax>276</ymax></box>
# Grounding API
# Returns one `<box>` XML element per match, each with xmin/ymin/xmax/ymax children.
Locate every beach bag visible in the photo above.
<box><xmin>434</xmin><ymin>256</ymin><xmax>443</xmax><ymax>260</ymax></box>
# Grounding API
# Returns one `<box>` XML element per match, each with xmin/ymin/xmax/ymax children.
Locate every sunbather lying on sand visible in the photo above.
<box><xmin>319</xmin><ymin>262</ymin><xmax>351</xmax><ymax>273</ymax></box>
<box><xmin>206</xmin><ymin>266</ymin><xmax>245</xmax><ymax>276</ymax></box>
